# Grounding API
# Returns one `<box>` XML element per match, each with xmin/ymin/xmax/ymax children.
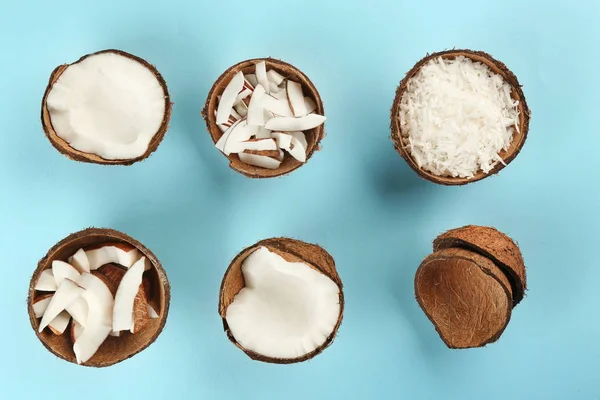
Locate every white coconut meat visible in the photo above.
<box><xmin>45</xmin><ymin>52</ymin><xmax>167</xmax><ymax>160</ymax></box>
<box><xmin>52</xmin><ymin>260</ymin><xmax>80</xmax><ymax>286</ymax></box>
<box><xmin>225</xmin><ymin>247</ymin><xmax>340</xmax><ymax>359</ymax></box>
<box><xmin>73</xmin><ymin>272</ymin><xmax>114</xmax><ymax>364</ymax></box>
<box><xmin>113</xmin><ymin>257</ymin><xmax>146</xmax><ymax>333</ymax></box>
<box><xmin>35</xmin><ymin>269</ymin><xmax>57</xmax><ymax>291</ymax></box>
<box><xmin>39</xmin><ymin>279</ymin><xmax>84</xmax><ymax>332</ymax></box>
<box><xmin>399</xmin><ymin>56</ymin><xmax>520</xmax><ymax>178</ymax></box>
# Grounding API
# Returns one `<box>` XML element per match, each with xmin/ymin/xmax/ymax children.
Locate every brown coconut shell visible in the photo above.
<box><xmin>433</xmin><ymin>225</ymin><xmax>526</xmax><ymax>306</ymax></box>
<box><xmin>202</xmin><ymin>58</ymin><xmax>325</xmax><ymax>178</ymax></box>
<box><xmin>218</xmin><ymin>237</ymin><xmax>344</xmax><ymax>363</ymax></box>
<box><xmin>415</xmin><ymin>247</ymin><xmax>513</xmax><ymax>349</ymax></box>
<box><xmin>41</xmin><ymin>49</ymin><xmax>172</xmax><ymax>165</ymax></box>
<box><xmin>28</xmin><ymin>228</ymin><xmax>170</xmax><ymax>367</ymax></box>
<box><xmin>390</xmin><ymin>49</ymin><xmax>531</xmax><ymax>185</ymax></box>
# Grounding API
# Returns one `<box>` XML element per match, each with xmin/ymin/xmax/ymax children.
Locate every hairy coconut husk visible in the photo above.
<box><xmin>28</xmin><ymin>228</ymin><xmax>169</xmax><ymax>367</ymax></box>
<box><xmin>41</xmin><ymin>49</ymin><xmax>172</xmax><ymax>165</ymax></box>
<box><xmin>218</xmin><ymin>237</ymin><xmax>343</xmax><ymax>363</ymax></box>
<box><xmin>202</xmin><ymin>58</ymin><xmax>325</xmax><ymax>178</ymax></box>
<box><xmin>390</xmin><ymin>49</ymin><xmax>530</xmax><ymax>185</ymax></box>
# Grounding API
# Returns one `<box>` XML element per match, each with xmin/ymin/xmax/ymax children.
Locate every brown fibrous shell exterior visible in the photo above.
<box><xmin>27</xmin><ymin>228</ymin><xmax>170</xmax><ymax>367</ymax></box>
<box><xmin>218</xmin><ymin>237</ymin><xmax>343</xmax><ymax>363</ymax></box>
<box><xmin>390</xmin><ymin>49</ymin><xmax>531</xmax><ymax>186</ymax></box>
<box><xmin>41</xmin><ymin>49</ymin><xmax>172</xmax><ymax>165</ymax></box>
<box><xmin>415</xmin><ymin>225</ymin><xmax>525</xmax><ymax>349</ymax></box>
<box><xmin>202</xmin><ymin>58</ymin><xmax>325</xmax><ymax>178</ymax></box>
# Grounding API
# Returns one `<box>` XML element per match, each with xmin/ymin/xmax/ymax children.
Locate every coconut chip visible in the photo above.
<box><xmin>214</xmin><ymin>63</ymin><xmax>325</xmax><ymax>169</ymax></box>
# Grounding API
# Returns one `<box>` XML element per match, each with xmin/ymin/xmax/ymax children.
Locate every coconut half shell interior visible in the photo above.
<box><xmin>390</xmin><ymin>49</ymin><xmax>531</xmax><ymax>185</ymax></box>
<box><xmin>202</xmin><ymin>58</ymin><xmax>325</xmax><ymax>178</ymax></box>
<box><xmin>415</xmin><ymin>248</ymin><xmax>513</xmax><ymax>349</ymax></box>
<box><xmin>218</xmin><ymin>237</ymin><xmax>344</xmax><ymax>363</ymax></box>
<box><xmin>41</xmin><ymin>49</ymin><xmax>172</xmax><ymax>165</ymax></box>
<box><xmin>28</xmin><ymin>228</ymin><xmax>170</xmax><ymax>367</ymax></box>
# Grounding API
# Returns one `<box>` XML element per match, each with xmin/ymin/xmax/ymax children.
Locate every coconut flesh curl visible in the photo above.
<box><xmin>225</xmin><ymin>247</ymin><xmax>341</xmax><ymax>360</ymax></box>
<box><xmin>45</xmin><ymin>52</ymin><xmax>167</xmax><ymax>160</ymax></box>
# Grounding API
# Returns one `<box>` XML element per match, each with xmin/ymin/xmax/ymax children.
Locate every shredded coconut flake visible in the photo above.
<box><xmin>399</xmin><ymin>56</ymin><xmax>520</xmax><ymax>178</ymax></box>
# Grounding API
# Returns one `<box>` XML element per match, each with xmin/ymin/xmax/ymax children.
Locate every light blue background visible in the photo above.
<box><xmin>1</xmin><ymin>0</ymin><xmax>598</xmax><ymax>398</ymax></box>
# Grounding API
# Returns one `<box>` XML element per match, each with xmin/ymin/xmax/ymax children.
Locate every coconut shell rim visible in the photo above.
<box><xmin>390</xmin><ymin>49</ymin><xmax>531</xmax><ymax>186</ymax></box>
<box><xmin>27</xmin><ymin>227</ymin><xmax>171</xmax><ymax>367</ymax></box>
<box><xmin>414</xmin><ymin>247</ymin><xmax>513</xmax><ymax>349</ymax></box>
<box><xmin>201</xmin><ymin>57</ymin><xmax>325</xmax><ymax>179</ymax></box>
<box><xmin>41</xmin><ymin>49</ymin><xmax>173</xmax><ymax>166</ymax></box>
<box><xmin>218</xmin><ymin>237</ymin><xmax>344</xmax><ymax>364</ymax></box>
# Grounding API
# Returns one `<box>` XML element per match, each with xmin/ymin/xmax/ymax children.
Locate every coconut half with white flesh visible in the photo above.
<box><xmin>41</xmin><ymin>49</ymin><xmax>172</xmax><ymax>165</ymax></box>
<box><xmin>390</xmin><ymin>49</ymin><xmax>530</xmax><ymax>186</ymax></box>
<box><xmin>28</xmin><ymin>227</ymin><xmax>170</xmax><ymax>367</ymax></box>
<box><xmin>202</xmin><ymin>58</ymin><xmax>326</xmax><ymax>178</ymax></box>
<box><xmin>219</xmin><ymin>238</ymin><xmax>344</xmax><ymax>363</ymax></box>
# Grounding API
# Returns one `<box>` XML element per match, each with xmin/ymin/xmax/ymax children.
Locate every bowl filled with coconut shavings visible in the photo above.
<box><xmin>391</xmin><ymin>49</ymin><xmax>530</xmax><ymax>185</ymax></box>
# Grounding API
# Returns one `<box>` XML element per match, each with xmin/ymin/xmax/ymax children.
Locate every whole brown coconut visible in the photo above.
<box><xmin>218</xmin><ymin>237</ymin><xmax>344</xmax><ymax>363</ymax></box>
<box><xmin>202</xmin><ymin>58</ymin><xmax>325</xmax><ymax>178</ymax></box>
<box><xmin>41</xmin><ymin>49</ymin><xmax>172</xmax><ymax>165</ymax></box>
<box><xmin>415</xmin><ymin>225</ymin><xmax>526</xmax><ymax>349</ymax></box>
<box><xmin>390</xmin><ymin>49</ymin><xmax>531</xmax><ymax>185</ymax></box>
<box><xmin>28</xmin><ymin>228</ymin><xmax>170</xmax><ymax>367</ymax></box>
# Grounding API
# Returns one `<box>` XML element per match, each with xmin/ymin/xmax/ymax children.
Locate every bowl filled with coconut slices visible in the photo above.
<box><xmin>202</xmin><ymin>58</ymin><xmax>326</xmax><ymax>178</ymax></box>
<box><xmin>28</xmin><ymin>228</ymin><xmax>170</xmax><ymax>367</ymax></box>
<box><xmin>391</xmin><ymin>49</ymin><xmax>531</xmax><ymax>185</ymax></box>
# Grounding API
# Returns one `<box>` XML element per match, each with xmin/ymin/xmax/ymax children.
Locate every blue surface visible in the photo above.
<box><xmin>1</xmin><ymin>0</ymin><xmax>599</xmax><ymax>398</ymax></box>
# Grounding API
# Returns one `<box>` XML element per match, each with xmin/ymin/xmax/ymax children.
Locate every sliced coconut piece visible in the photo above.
<box><xmin>247</xmin><ymin>84</ymin><xmax>267</xmax><ymax>126</ymax></box>
<box><xmin>48</xmin><ymin>311</ymin><xmax>71</xmax><ymax>335</ymax></box>
<box><xmin>39</xmin><ymin>279</ymin><xmax>84</xmax><ymax>332</ymax></box>
<box><xmin>256</xmin><ymin>61</ymin><xmax>269</xmax><ymax>94</ymax></box>
<box><xmin>286</xmin><ymin>80</ymin><xmax>307</xmax><ymax>117</ymax></box>
<box><xmin>70</xmin><ymin>249</ymin><xmax>90</xmax><ymax>273</ymax></box>
<box><xmin>35</xmin><ymin>269</ymin><xmax>57</xmax><ymax>291</ymax></box>
<box><xmin>71</xmin><ymin>320</ymin><xmax>84</xmax><ymax>343</ymax></box>
<box><xmin>271</xmin><ymin>132</ymin><xmax>293</xmax><ymax>149</ymax></box>
<box><xmin>32</xmin><ymin>294</ymin><xmax>53</xmax><ymax>318</ymax></box>
<box><xmin>222</xmin><ymin>121</ymin><xmax>259</xmax><ymax>155</ymax></box>
<box><xmin>52</xmin><ymin>260</ymin><xmax>80</xmax><ymax>286</ymax></box>
<box><xmin>290</xmin><ymin>131</ymin><xmax>308</xmax><ymax>149</ymax></box>
<box><xmin>255</xmin><ymin>126</ymin><xmax>271</xmax><ymax>139</ymax></box>
<box><xmin>73</xmin><ymin>289</ymin><xmax>112</xmax><ymax>364</ymax></box>
<box><xmin>234</xmin><ymin>101</ymin><xmax>248</xmax><ymax>118</ymax></box>
<box><xmin>243</xmin><ymin>149</ymin><xmax>281</xmax><ymax>158</ymax></box>
<box><xmin>85</xmin><ymin>243</ymin><xmax>148</xmax><ymax>270</ymax></box>
<box><xmin>263</xmin><ymin>94</ymin><xmax>294</xmax><ymax>117</ymax></box>
<box><xmin>216</xmin><ymin>71</ymin><xmax>244</xmax><ymax>124</ymax></box>
<box><xmin>274</xmin><ymin>88</ymin><xmax>287</xmax><ymax>100</ymax></box>
<box><xmin>216</xmin><ymin>119</ymin><xmax>243</xmax><ymax>153</ymax></box>
<box><xmin>113</xmin><ymin>257</ymin><xmax>146</xmax><ymax>333</ymax></box>
<box><xmin>245</xmin><ymin>74</ymin><xmax>258</xmax><ymax>87</ymax></box>
<box><xmin>234</xmin><ymin>88</ymin><xmax>253</xmax><ymax>106</ymax></box>
<box><xmin>148</xmin><ymin>304</ymin><xmax>159</xmax><ymax>319</ymax></box>
<box><xmin>45</xmin><ymin>52</ymin><xmax>168</xmax><ymax>160</ymax></box>
<box><xmin>269</xmin><ymin>82</ymin><xmax>281</xmax><ymax>94</ymax></box>
<box><xmin>265</xmin><ymin>115</ymin><xmax>326</xmax><ymax>131</ymax></box>
<box><xmin>238</xmin><ymin>153</ymin><xmax>281</xmax><ymax>169</ymax></box>
<box><xmin>225</xmin><ymin>247</ymin><xmax>341</xmax><ymax>359</ymax></box>
<box><xmin>239</xmin><ymin>138</ymin><xmax>278</xmax><ymax>152</ymax></box>
<box><xmin>267</xmin><ymin>69</ymin><xmax>285</xmax><ymax>86</ymax></box>
<box><xmin>65</xmin><ymin>297</ymin><xmax>89</xmax><ymax>327</ymax></box>
<box><xmin>304</xmin><ymin>97</ymin><xmax>317</xmax><ymax>114</ymax></box>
